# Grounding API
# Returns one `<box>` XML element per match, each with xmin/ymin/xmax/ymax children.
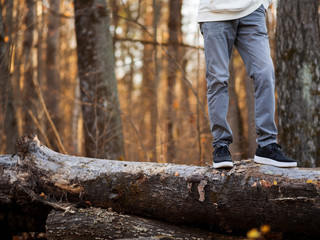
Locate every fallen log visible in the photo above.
<box><xmin>1</xmin><ymin>134</ymin><xmax>320</xmax><ymax>237</ymax></box>
<box><xmin>46</xmin><ymin>208</ymin><xmax>215</xmax><ymax>240</ymax></box>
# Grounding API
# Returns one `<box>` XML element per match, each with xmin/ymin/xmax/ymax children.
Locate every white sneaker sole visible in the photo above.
<box><xmin>254</xmin><ymin>155</ymin><xmax>297</xmax><ymax>168</ymax></box>
<box><xmin>213</xmin><ymin>161</ymin><xmax>233</xmax><ymax>169</ymax></box>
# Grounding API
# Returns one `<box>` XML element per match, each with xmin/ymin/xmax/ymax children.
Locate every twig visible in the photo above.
<box><xmin>32</xmin><ymin>77</ymin><xmax>68</xmax><ymax>155</ymax></box>
<box><xmin>27</xmin><ymin>110</ymin><xmax>53</xmax><ymax>149</ymax></box>
<box><xmin>113</xmin><ymin>36</ymin><xmax>204</xmax><ymax>50</ymax></box>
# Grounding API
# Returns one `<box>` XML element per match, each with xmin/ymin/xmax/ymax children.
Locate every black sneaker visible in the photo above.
<box><xmin>254</xmin><ymin>143</ymin><xmax>297</xmax><ymax>168</ymax></box>
<box><xmin>213</xmin><ymin>146</ymin><xmax>233</xmax><ymax>168</ymax></box>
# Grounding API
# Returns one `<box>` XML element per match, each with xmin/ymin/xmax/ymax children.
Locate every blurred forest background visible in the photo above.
<box><xmin>0</xmin><ymin>0</ymin><xmax>319</xmax><ymax>167</ymax></box>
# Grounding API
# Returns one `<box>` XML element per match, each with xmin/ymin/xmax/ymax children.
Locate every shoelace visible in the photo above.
<box><xmin>269</xmin><ymin>143</ymin><xmax>285</xmax><ymax>155</ymax></box>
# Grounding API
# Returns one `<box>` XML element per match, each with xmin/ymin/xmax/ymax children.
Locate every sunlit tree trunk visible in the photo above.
<box><xmin>45</xmin><ymin>0</ymin><xmax>61</xmax><ymax>151</ymax></box>
<box><xmin>74</xmin><ymin>0</ymin><xmax>125</xmax><ymax>159</ymax></box>
<box><xmin>227</xmin><ymin>55</ymin><xmax>242</xmax><ymax>161</ymax></box>
<box><xmin>245</xmin><ymin>75</ymin><xmax>257</xmax><ymax>158</ymax></box>
<box><xmin>141</xmin><ymin>0</ymin><xmax>158</xmax><ymax>162</ymax></box>
<box><xmin>176</xmin><ymin>56</ymin><xmax>193</xmax><ymax>163</ymax></box>
<box><xmin>276</xmin><ymin>0</ymin><xmax>320</xmax><ymax>167</ymax></box>
<box><xmin>37</xmin><ymin>0</ymin><xmax>45</xmax><ymax>131</ymax></box>
<box><xmin>165</xmin><ymin>0</ymin><xmax>182</xmax><ymax>163</ymax></box>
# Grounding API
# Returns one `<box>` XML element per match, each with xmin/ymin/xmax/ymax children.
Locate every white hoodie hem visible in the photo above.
<box><xmin>198</xmin><ymin>1</ymin><xmax>270</xmax><ymax>22</ymax></box>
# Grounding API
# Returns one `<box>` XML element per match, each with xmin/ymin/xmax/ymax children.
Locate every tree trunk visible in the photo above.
<box><xmin>74</xmin><ymin>0</ymin><xmax>125</xmax><ymax>159</ymax></box>
<box><xmin>227</xmin><ymin>54</ymin><xmax>242</xmax><ymax>161</ymax></box>
<box><xmin>1</xmin><ymin>134</ymin><xmax>320</xmax><ymax>238</ymax></box>
<box><xmin>0</xmin><ymin>1</ymin><xmax>18</xmax><ymax>154</ymax></box>
<box><xmin>45</xmin><ymin>0</ymin><xmax>61</xmax><ymax>151</ymax></box>
<box><xmin>22</xmin><ymin>0</ymin><xmax>37</xmax><ymax>134</ymax></box>
<box><xmin>245</xmin><ymin>76</ymin><xmax>257</xmax><ymax>158</ymax></box>
<box><xmin>276</xmin><ymin>0</ymin><xmax>320</xmax><ymax>167</ymax></box>
<box><xmin>165</xmin><ymin>0</ymin><xmax>182</xmax><ymax>163</ymax></box>
<box><xmin>140</xmin><ymin>0</ymin><xmax>157</xmax><ymax>162</ymax></box>
<box><xmin>36</xmin><ymin>0</ymin><xmax>46</xmax><ymax>142</ymax></box>
<box><xmin>46</xmin><ymin>208</ymin><xmax>214</xmax><ymax>240</ymax></box>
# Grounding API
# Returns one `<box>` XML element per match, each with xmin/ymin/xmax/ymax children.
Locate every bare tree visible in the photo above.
<box><xmin>74</xmin><ymin>0</ymin><xmax>125</xmax><ymax>159</ymax></box>
<box><xmin>276</xmin><ymin>0</ymin><xmax>320</xmax><ymax>167</ymax></box>
<box><xmin>0</xmin><ymin>1</ymin><xmax>18</xmax><ymax>153</ymax></box>
<box><xmin>45</xmin><ymin>0</ymin><xmax>61</xmax><ymax>150</ymax></box>
<box><xmin>22</xmin><ymin>0</ymin><xmax>37</xmax><ymax>134</ymax></box>
<box><xmin>140</xmin><ymin>0</ymin><xmax>158</xmax><ymax>162</ymax></box>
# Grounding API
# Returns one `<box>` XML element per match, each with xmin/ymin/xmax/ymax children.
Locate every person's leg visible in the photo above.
<box><xmin>201</xmin><ymin>21</ymin><xmax>237</xmax><ymax>149</ymax></box>
<box><xmin>235</xmin><ymin>5</ymin><xmax>277</xmax><ymax>147</ymax></box>
<box><xmin>235</xmin><ymin>5</ymin><xmax>297</xmax><ymax>167</ymax></box>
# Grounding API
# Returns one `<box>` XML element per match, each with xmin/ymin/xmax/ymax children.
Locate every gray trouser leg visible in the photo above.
<box><xmin>201</xmin><ymin>21</ymin><xmax>236</xmax><ymax>148</ymax></box>
<box><xmin>201</xmin><ymin>5</ymin><xmax>278</xmax><ymax>149</ymax></box>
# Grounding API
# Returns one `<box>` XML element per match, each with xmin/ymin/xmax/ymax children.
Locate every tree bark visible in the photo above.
<box><xmin>1</xmin><ymin>134</ymin><xmax>320</xmax><ymax>237</ymax></box>
<box><xmin>74</xmin><ymin>0</ymin><xmax>125</xmax><ymax>159</ymax></box>
<box><xmin>227</xmin><ymin>54</ymin><xmax>242</xmax><ymax>161</ymax></box>
<box><xmin>140</xmin><ymin>0</ymin><xmax>158</xmax><ymax>162</ymax></box>
<box><xmin>0</xmin><ymin>1</ymin><xmax>18</xmax><ymax>154</ymax></box>
<box><xmin>45</xmin><ymin>0</ymin><xmax>61</xmax><ymax>151</ymax></box>
<box><xmin>276</xmin><ymin>0</ymin><xmax>320</xmax><ymax>167</ymax></box>
<box><xmin>22</xmin><ymin>0</ymin><xmax>37</xmax><ymax>134</ymax></box>
<box><xmin>245</xmin><ymin>76</ymin><xmax>257</xmax><ymax>158</ymax></box>
<box><xmin>46</xmin><ymin>208</ymin><xmax>214</xmax><ymax>240</ymax></box>
<box><xmin>165</xmin><ymin>0</ymin><xmax>182</xmax><ymax>163</ymax></box>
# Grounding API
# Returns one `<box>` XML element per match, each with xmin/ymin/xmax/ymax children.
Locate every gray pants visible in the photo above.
<box><xmin>200</xmin><ymin>5</ymin><xmax>278</xmax><ymax>149</ymax></box>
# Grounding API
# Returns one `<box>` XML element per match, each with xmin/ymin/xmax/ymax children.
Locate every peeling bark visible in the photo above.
<box><xmin>1</xmin><ymin>134</ymin><xmax>320</xmax><ymax>237</ymax></box>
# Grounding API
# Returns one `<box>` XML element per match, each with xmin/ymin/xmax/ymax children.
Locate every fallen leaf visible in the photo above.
<box><xmin>247</xmin><ymin>228</ymin><xmax>261</xmax><ymax>239</ymax></box>
<box><xmin>260</xmin><ymin>180</ymin><xmax>271</xmax><ymax>188</ymax></box>
<box><xmin>40</xmin><ymin>192</ymin><xmax>46</xmax><ymax>199</ymax></box>
<box><xmin>307</xmin><ymin>180</ymin><xmax>314</xmax><ymax>184</ymax></box>
<box><xmin>260</xmin><ymin>224</ymin><xmax>271</xmax><ymax>234</ymax></box>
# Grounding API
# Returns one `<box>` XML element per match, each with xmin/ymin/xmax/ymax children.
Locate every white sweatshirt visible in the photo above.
<box><xmin>198</xmin><ymin>0</ymin><xmax>273</xmax><ymax>22</ymax></box>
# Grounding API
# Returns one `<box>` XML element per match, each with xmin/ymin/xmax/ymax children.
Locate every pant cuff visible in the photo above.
<box><xmin>257</xmin><ymin>139</ymin><xmax>277</xmax><ymax>148</ymax></box>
